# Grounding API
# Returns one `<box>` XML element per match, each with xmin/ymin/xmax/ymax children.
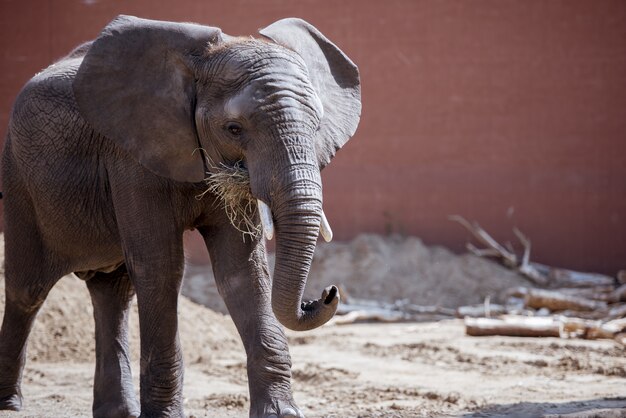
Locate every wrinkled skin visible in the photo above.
<box><xmin>0</xmin><ymin>16</ymin><xmax>360</xmax><ymax>418</ymax></box>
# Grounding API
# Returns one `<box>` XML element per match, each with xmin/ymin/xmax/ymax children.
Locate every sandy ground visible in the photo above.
<box><xmin>1</xmin><ymin>234</ymin><xmax>625</xmax><ymax>417</ymax></box>
<box><xmin>9</xmin><ymin>319</ymin><xmax>626</xmax><ymax>418</ymax></box>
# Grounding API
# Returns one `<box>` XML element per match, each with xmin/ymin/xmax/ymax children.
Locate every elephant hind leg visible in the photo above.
<box><xmin>86</xmin><ymin>266</ymin><xmax>140</xmax><ymax>418</ymax></box>
<box><xmin>0</xmin><ymin>211</ymin><xmax>64</xmax><ymax>411</ymax></box>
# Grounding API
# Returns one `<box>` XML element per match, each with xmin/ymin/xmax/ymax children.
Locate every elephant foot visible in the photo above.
<box><xmin>0</xmin><ymin>392</ymin><xmax>22</xmax><ymax>411</ymax></box>
<box><xmin>251</xmin><ymin>397</ymin><xmax>305</xmax><ymax>418</ymax></box>
<box><xmin>94</xmin><ymin>401</ymin><xmax>140</xmax><ymax>418</ymax></box>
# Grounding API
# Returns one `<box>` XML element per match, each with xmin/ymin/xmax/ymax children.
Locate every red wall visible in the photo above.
<box><xmin>1</xmin><ymin>1</ymin><xmax>625</xmax><ymax>273</ymax></box>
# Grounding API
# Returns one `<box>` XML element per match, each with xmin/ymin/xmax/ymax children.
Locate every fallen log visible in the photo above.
<box><xmin>524</xmin><ymin>288</ymin><xmax>607</xmax><ymax>312</ymax></box>
<box><xmin>466</xmin><ymin>314</ymin><xmax>626</xmax><ymax>342</ymax></box>
<box><xmin>465</xmin><ymin>316</ymin><xmax>561</xmax><ymax>338</ymax></box>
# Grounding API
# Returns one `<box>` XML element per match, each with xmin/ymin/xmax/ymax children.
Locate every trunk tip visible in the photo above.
<box><xmin>322</xmin><ymin>285</ymin><xmax>340</xmax><ymax>305</ymax></box>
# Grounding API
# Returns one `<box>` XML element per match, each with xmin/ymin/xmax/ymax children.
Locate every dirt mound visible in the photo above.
<box><xmin>0</xmin><ymin>267</ymin><xmax>240</xmax><ymax>364</ymax></box>
<box><xmin>308</xmin><ymin>234</ymin><xmax>533</xmax><ymax>306</ymax></box>
<box><xmin>183</xmin><ymin>233</ymin><xmax>534</xmax><ymax>313</ymax></box>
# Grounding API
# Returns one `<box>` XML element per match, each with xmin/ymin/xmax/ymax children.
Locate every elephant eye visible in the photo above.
<box><xmin>225</xmin><ymin>121</ymin><xmax>243</xmax><ymax>137</ymax></box>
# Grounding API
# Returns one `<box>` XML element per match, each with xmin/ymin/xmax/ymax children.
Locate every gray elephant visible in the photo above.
<box><xmin>0</xmin><ymin>15</ymin><xmax>360</xmax><ymax>418</ymax></box>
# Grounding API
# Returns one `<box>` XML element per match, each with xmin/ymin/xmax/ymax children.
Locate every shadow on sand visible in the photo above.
<box><xmin>461</xmin><ymin>397</ymin><xmax>626</xmax><ymax>418</ymax></box>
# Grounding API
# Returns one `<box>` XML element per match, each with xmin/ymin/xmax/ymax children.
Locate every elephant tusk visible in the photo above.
<box><xmin>257</xmin><ymin>199</ymin><xmax>274</xmax><ymax>241</ymax></box>
<box><xmin>320</xmin><ymin>210</ymin><xmax>333</xmax><ymax>242</ymax></box>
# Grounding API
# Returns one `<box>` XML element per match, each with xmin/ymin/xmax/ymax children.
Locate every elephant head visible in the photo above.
<box><xmin>73</xmin><ymin>15</ymin><xmax>361</xmax><ymax>331</ymax></box>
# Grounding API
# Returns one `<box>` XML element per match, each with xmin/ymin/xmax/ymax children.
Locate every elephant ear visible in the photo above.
<box><xmin>259</xmin><ymin>18</ymin><xmax>361</xmax><ymax>169</ymax></box>
<box><xmin>73</xmin><ymin>15</ymin><xmax>223</xmax><ymax>182</ymax></box>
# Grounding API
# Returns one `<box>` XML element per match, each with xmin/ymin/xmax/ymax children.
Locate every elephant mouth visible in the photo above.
<box><xmin>196</xmin><ymin>158</ymin><xmax>333</xmax><ymax>243</ymax></box>
<box><xmin>198</xmin><ymin>160</ymin><xmax>262</xmax><ymax>238</ymax></box>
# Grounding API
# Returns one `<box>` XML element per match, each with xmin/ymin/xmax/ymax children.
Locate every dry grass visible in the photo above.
<box><xmin>196</xmin><ymin>155</ymin><xmax>261</xmax><ymax>239</ymax></box>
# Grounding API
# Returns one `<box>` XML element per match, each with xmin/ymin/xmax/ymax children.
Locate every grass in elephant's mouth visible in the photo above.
<box><xmin>197</xmin><ymin>159</ymin><xmax>261</xmax><ymax>239</ymax></box>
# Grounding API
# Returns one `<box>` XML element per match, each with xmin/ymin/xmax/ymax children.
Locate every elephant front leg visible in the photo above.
<box><xmin>115</xmin><ymin>230</ymin><xmax>186</xmax><ymax>416</ymax></box>
<box><xmin>109</xmin><ymin>173</ymin><xmax>187</xmax><ymax>417</ymax></box>
<box><xmin>131</xmin><ymin>254</ymin><xmax>185</xmax><ymax>418</ymax></box>
<box><xmin>201</xmin><ymin>226</ymin><xmax>304</xmax><ymax>418</ymax></box>
<box><xmin>245</xmin><ymin>321</ymin><xmax>302</xmax><ymax>418</ymax></box>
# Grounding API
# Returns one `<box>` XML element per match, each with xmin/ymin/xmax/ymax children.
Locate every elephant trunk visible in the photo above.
<box><xmin>265</xmin><ymin>166</ymin><xmax>339</xmax><ymax>331</ymax></box>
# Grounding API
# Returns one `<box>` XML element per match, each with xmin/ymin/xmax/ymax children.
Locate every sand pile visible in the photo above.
<box><xmin>307</xmin><ymin>234</ymin><xmax>532</xmax><ymax>306</ymax></box>
<box><xmin>183</xmin><ymin>233</ymin><xmax>534</xmax><ymax>313</ymax></box>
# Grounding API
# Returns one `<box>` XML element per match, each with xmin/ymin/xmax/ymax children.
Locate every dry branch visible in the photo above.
<box><xmin>449</xmin><ymin>216</ymin><xmax>548</xmax><ymax>285</ymax></box>
<box><xmin>449</xmin><ymin>216</ymin><xmax>518</xmax><ymax>268</ymax></box>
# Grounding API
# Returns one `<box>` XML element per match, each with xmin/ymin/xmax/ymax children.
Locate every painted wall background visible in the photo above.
<box><xmin>1</xmin><ymin>1</ymin><xmax>624</xmax><ymax>273</ymax></box>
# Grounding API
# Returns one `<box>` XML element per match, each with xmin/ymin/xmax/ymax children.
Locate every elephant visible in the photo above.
<box><xmin>0</xmin><ymin>15</ymin><xmax>360</xmax><ymax>418</ymax></box>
